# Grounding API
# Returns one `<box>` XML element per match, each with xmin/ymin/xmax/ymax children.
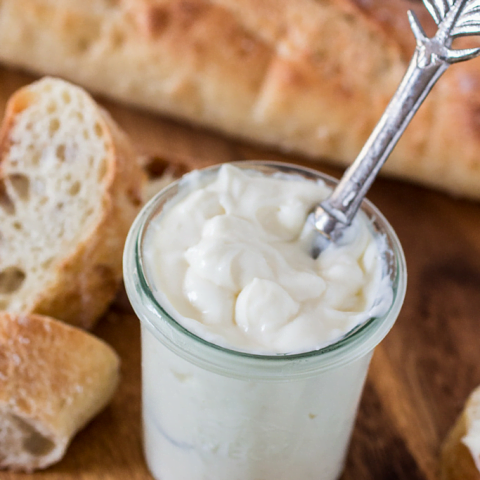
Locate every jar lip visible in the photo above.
<box><xmin>127</xmin><ymin>160</ymin><xmax>407</xmax><ymax>370</ymax></box>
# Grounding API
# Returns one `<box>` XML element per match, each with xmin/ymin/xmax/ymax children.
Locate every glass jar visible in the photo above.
<box><xmin>123</xmin><ymin>161</ymin><xmax>407</xmax><ymax>480</ymax></box>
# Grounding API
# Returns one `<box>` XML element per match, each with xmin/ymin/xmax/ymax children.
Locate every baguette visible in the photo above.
<box><xmin>0</xmin><ymin>76</ymin><xmax>144</xmax><ymax>329</ymax></box>
<box><xmin>0</xmin><ymin>311</ymin><xmax>120</xmax><ymax>472</ymax></box>
<box><xmin>441</xmin><ymin>385</ymin><xmax>480</xmax><ymax>480</ymax></box>
<box><xmin>0</xmin><ymin>0</ymin><xmax>479</xmax><ymax>198</ymax></box>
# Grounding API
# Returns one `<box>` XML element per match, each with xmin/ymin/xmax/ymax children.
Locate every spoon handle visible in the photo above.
<box><xmin>313</xmin><ymin>0</ymin><xmax>480</xmax><ymax>239</ymax></box>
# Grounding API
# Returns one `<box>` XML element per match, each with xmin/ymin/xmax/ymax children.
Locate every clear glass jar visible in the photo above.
<box><xmin>123</xmin><ymin>161</ymin><xmax>407</xmax><ymax>480</ymax></box>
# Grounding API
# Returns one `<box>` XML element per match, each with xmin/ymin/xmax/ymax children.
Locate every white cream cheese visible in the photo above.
<box><xmin>144</xmin><ymin>164</ymin><xmax>392</xmax><ymax>354</ymax></box>
<box><xmin>141</xmin><ymin>329</ymin><xmax>373</xmax><ymax>480</ymax></box>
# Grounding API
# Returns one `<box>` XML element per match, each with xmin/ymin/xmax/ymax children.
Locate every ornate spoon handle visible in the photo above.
<box><xmin>312</xmin><ymin>0</ymin><xmax>480</xmax><ymax>242</ymax></box>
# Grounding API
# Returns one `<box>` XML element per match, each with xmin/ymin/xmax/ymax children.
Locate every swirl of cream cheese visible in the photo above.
<box><xmin>144</xmin><ymin>164</ymin><xmax>392</xmax><ymax>354</ymax></box>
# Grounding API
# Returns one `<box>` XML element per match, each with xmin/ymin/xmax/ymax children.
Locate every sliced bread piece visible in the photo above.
<box><xmin>441</xmin><ymin>386</ymin><xmax>480</xmax><ymax>480</ymax></box>
<box><xmin>142</xmin><ymin>154</ymin><xmax>189</xmax><ymax>201</ymax></box>
<box><xmin>0</xmin><ymin>311</ymin><xmax>120</xmax><ymax>472</ymax></box>
<box><xmin>0</xmin><ymin>77</ymin><xmax>144</xmax><ymax>329</ymax></box>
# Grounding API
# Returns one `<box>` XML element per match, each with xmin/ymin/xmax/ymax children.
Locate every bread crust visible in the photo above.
<box><xmin>0</xmin><ymin>0</ymin><xmax>479</xmax><ymax>198</ymax></box>
<box><xmin>441</xmin><ymin>386</ymin><xmax>480</xmax><ymax>480</ymax></box>
<box><xmin>0</xmin><ymin>311</ymin><xmax>120</xmax><ymax>471</ymax></box>
<box><xmin>0</xmin><ymin>77</ymin><xmax>144</xmax><ymax>329</ymax></box>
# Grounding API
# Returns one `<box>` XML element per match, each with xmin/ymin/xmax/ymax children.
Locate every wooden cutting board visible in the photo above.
<box><xmin>2</xmin><ymin>66</ymin><xmax>480</xmax><ymax>480</ymax></box>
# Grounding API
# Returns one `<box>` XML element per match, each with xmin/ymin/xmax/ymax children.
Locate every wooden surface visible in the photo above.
<box><xmin>2</xmin><ymin>65</ymin><xmax>480</xmax><ymax>480</ymax></box>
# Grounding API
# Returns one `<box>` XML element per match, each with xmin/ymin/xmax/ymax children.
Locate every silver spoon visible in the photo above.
<box><xmin>308</xmin><ymin>0</ymin><xmax>480</xmax><ymax>257</ymax></box>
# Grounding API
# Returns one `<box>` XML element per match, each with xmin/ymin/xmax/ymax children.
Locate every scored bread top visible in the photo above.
<box><xmin>0</xmin><ymin>0</ymin><xmax>480</xmax><ymax>198</ymax></box>
<box><xmin>0</xmin><ymin>77</ymin><xmax>144</xmax><ymax>328</ymax></box>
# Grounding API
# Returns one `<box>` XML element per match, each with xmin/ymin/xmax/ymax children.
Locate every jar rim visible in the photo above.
<box><xmin>124</xmin><ymin>161</ymin><xmax>407</xmax><ymax>379</ymax></box>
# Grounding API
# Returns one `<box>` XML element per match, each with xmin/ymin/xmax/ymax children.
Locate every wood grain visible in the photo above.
<box><xmin>1</xmin><ymin>65</ymin><xmax>480</xmax><ymax>480</ymax></box>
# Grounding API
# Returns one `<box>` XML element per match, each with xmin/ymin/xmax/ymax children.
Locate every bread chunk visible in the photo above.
<box><xmin>441</xmin><ymin>386</ymin><xmax>480</xmax><ymax>480</ymax></box>
<box><xmin>0</xmin><ymin>312</ymin><xmax>120</xmax><ymax>472</ymax></box>
<box><xmin>0</xmin><ymin>77</ymin><xmax>144</xmax><ymax>329</ymax></box>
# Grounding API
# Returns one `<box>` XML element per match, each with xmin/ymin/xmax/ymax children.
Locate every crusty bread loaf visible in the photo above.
<box><xmin>0</xmin><ymin>311</ymin><xmax>120</xmax><ymax>472</ymax></box>
<box><xmin>0</xmin><ymin>0</ymin><xmax>479</xmax><ymax>198</ymax></box>
<box><xmin>441</xmin><ymin>385</ymin><xmax>480</xmax><ymax>480</ymax></box>
<box><xmin>0</xmin><ymin>77</ymin><xmax>144</xmax><ymax>329</ymax></box>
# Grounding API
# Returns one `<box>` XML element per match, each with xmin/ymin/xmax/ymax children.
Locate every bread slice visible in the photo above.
<box><xmin>441</xmin><ymin>386</ymin><xmax>480</xmax><ymax>480</ymax></box>
<box><xmin>142</xmin><ymin>154</ymin><xmax>189</xmax><ymax>201</ymax></box>
<box><xmin>0</xmin><ymin>311</ymin><xmax>120</xmax><ymax>472</ymax></box>
<box><xmin>0</xmin><ymin>77</ymin><xmax>144</xmax><ymax>329</ymax></box>
<box><xmin>0</xmin><ymin>0</ymin><xmax>479</xmax><ymax>198</ymax></box>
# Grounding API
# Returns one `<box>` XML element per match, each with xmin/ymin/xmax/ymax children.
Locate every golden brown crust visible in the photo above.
<box><xmin>0</xmin><ymin>311</ymin><xmax>120</xmax><ymax>471</ymax></box>
<box><xmin>0</xmin><ymin>79</ymin><xmax>145</xmax><ymax>329</ymax></box>
<box><xmin>440</xmin><ymin>386</ymin><xmax>480</xmax><ymax>480</ymax></box>
<box><xmin>441</xmin><ymin>412</ymin><xmax>479</xmax><ymax>480</ymax></box>
<box><xmin>347</xmin><ymin>0</ymin><xmax>435</xmax><ymax>57</ymax></box>
<box><xmin>0</xmin><ymin>0</ymin><xmax>479</xmax><ymax>198</ymax></box>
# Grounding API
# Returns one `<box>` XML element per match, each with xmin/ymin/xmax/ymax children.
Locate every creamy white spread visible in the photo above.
<box><xmin>144</xmin><ymin>164</ymin><xmax>392</xmax><ymax>354</ymax></box>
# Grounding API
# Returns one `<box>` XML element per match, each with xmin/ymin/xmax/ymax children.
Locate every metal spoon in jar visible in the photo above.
<box><xmin>307</xmin><ymin>0</ymin><xmax>480</xmax><ymax>257</ymax></box>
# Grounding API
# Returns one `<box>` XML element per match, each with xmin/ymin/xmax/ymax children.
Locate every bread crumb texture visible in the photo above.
<box><xmin>0</xmin><ymin>312</ymin><xmax>120</xmax><ymax>472</ymax></box>
<box><xmin>0</xmin><ymin>77</ymin><xmax>144</xmax><ymax>328</ymax></box>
